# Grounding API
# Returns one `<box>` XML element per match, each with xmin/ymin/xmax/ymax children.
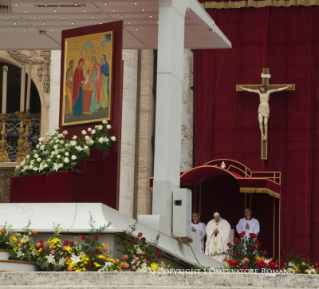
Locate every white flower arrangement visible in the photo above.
<box><xmin>15</xmin><ymin>121</ymin><xmax>115</xmax><ymax>177</ymax></box>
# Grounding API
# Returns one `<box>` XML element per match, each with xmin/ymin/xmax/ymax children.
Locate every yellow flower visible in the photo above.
<box><xmin>151</xmin><ymin>263</ymin><xmax>158</xmax><ymax>270</ymax></box>
<box><xmin>64</xmin><ymin>247</ymin><xmax>73</xmax><ymax>253</ymax></box>
<box><xmin>226</xmin><ymin>263</ymin><xmax>230</xmax><ymax>269</ymax></box>
<box><xmin>29</xmin><ymin>246</ymin><xmax>35</xmax><ymax>251</ymax></box>
<box><xmin>98</xmin><ymin>255</ymin><xmax>105</xmax><ymax>259</ymax></box>
<box><xmin>295</xmin><ymin>267</ymin><xmax>299</xmax><ymax>271</ymax></box>
<box><xmin>9</xmin><ymin>236</ymin><xmax>17</xmax><ymax>243</ymax></box>
<box><xmin>302</xmin><ymin>262</ymin><xmax>306</xmax><ymax>266</ymax></box>
<box><xmin>13</xmin><ymin>247</ymin><xmax>17</xmax><ymax>253</ymax></box>
<box><xmin>255</xmin><ymin>256</ymin><xmax>260</xmax><ymax>261</ymax></box>
<box><xmin>94</xmin><ymin>262</ymin><xmax>101</xmax><ymax>267</ymax></box>
<box><xmin>50</xmin><ymin>238</ymin><xmax>62</xmax><ymax>245</ymax></box>
<box><xmin>36</xmin><ymin>248</ymin><xmax>42</xmax><ymax>256</ymax></box>
<box><xmin>108</xmin><ymin>258</ymin><xmax>115</xmax><ymax>263</ymax></box>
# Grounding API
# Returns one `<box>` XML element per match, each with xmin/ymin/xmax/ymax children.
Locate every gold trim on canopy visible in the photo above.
<box><xmin>240</xmin><ymin>187</ymin><xmax>281</xmax><ymax>199</ymax></box>
<box><xmin>202</xmin><ymin>0</ymin><xmax>319</xmax><ymax>9</ymax></box>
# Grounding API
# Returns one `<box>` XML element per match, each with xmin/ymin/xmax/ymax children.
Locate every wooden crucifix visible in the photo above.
<box><xmin>236</xmin><ymin>68</ymin><xmax>295</xmax><ymax>160</ymax></box>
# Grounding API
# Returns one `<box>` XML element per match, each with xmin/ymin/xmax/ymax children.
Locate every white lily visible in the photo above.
<box><xmin>53</xmin><ymin>163</ymin><xmax>60</xmax><ymax>171</ymax></box>
<box><xmin>75</xmin><ymin>146</ymin><xmax>84</xmax><ymax>151</ymax></box>
<box><xmin>71</xmin><ymin>254</ymin><xmax>81</xmax><ymax>264</ymax></box>
<box><xmin>58</xmin><ymin>257</ymin><xmax>66</xmax><ymax>266</ymax></box>
<box><xmin>16</xmin><ymin>249</ymin><xmax>24</xmax><ymax>258</ymax></box>
<box><xmin>47</xmin><ymin>254</ymin><xmax>55</xmax><ymax>264</ymax></box>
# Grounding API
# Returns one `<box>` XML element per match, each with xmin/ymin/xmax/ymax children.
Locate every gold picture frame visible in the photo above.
<box><xmin>61</xmin><ymin>30</ymin><xmax>114</xmax><ymax>126</ymax></box>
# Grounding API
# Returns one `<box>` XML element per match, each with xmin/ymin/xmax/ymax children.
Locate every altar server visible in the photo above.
<box><xmin>191</xmin><ymin>212</ymin><xmax>206</xmax><ymax>253</ymax></box>
<box><xmin>236</xmin><ymin>207</ymin><xmax>260</xmax><ymax>238</ymax></box>
<box><xmin>205</xmin><ymin>212</ymin><xmax>231</xmax><ymax>262</ymax></box>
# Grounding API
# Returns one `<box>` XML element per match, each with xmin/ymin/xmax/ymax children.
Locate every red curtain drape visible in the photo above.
<box><xmin>194</xmin><ymin>6</ymin><xmax>319</xmax><ymax>263</ymax></box>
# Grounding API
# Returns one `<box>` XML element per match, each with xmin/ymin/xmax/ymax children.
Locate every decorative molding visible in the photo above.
<box><xmin>38</xmin><ymin>51</ymin><xmax>51</xmax><ymax>93</ymax></box>
<box><xmin>6</xmin><ymin>50</ymin><xmax>51</xmax><ymax>93</ymax></box>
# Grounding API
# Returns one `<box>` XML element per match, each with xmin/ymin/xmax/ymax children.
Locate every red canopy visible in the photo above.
<box><xmin>150</xmin><ymin>159</ymin><xmax>281</xmax><ymax>199</ymax></box>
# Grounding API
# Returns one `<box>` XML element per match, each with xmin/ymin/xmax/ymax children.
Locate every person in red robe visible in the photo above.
<box><xmin>73</xmin><ymin>58</ymin><xmax>86</xmax><ymax>117</ymax></box>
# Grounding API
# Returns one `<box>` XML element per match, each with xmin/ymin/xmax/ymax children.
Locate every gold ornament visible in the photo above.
<box><xmin>0</xmin><ymin>113</ymin><xmax>11</xmax><ymax>162</ymax></box>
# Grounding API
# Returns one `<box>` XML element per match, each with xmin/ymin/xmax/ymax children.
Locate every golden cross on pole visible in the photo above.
<box><xmin>236</xmin><ymin>68</ymin><xmax>295</xmax><ymax>160</ymax></box>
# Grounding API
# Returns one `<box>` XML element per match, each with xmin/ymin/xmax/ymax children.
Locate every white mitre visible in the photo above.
<box><xmin>214</xmin><ymin>212</ymin><xmax>220</xmax><ymax>216</ymax></box>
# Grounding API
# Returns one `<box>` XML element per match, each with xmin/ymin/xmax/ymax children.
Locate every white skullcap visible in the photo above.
<box><xmin>214</xmin><ymin>212</ymin><xmax>220</xmax><ymax>216</ymax></box>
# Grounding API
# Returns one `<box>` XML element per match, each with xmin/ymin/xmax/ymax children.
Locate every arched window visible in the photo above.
<box><xmin>0</xmin><ymin>62</ymin><xmax>41</xmax><ymax>161</ymax></box>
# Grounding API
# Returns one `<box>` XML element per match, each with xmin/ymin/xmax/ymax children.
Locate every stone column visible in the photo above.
<box><xmin>135</xmin><ymin>49</ymin><xmax>154</xmax><ymax>217</ymax></box>
<box><xmin>119</xmin><ymin>50</ymin><xmax>139</xmax><ymax>217</ymax></box>
<box><xmin>49</xmin><ymin>50</ymin><xmax>61</xmax><ymax>133</ymax></box>
<box><xmin>181</xmin><ymin>49</ymin><xmax>194</xmax><ymax>172</ymax></box>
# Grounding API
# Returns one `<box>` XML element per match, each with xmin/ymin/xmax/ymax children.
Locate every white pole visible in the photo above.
<box><xmin>2</xmin><ymin>66</ymin><xmax>8</xmax><ymax>114</ymax></box>
<box><xmin>20</xmin><ymin>65</ymin><xmax>26</xmax><ymax>111</ymax></box>
<box><xmin>26</xmin><ymin>58</ymin><xmax>32</xmax><ymax>111</ymax></box>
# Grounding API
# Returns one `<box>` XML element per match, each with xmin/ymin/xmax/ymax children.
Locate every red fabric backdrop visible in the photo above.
<box><xmin>58</xmin><ymin>21</ymin><xmax>123</xmax><ymax>209</ymax></box>
<box><xmin>194</xmin><ymin>6</ymin><xmax>319</xmax><ymax>263</ymax></box>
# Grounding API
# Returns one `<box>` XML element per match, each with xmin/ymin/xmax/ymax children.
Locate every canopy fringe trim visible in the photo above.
<box><xmin>240</xmin><ymin>187</ymin><xmax>281</xmax><ymax>199</ymax></box>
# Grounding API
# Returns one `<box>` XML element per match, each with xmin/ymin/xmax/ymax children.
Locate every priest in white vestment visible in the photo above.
<box><xmin>191</xmin><ymin>212</ymin><xmax>206</xmax><ymax>253</ymax></box>
<box><xmin>236</xmin><ymin>207</ymin><xmax>260</xmax><ymax>238</ymax></box>
<box><xmin>205</xmin><ymin>212</ymin><xmax>231</xmax><ymax>262</ymax></box>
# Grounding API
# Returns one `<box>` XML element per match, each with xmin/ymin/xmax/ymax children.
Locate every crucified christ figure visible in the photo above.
<box><xmin>238</xmin><ymin>85</ymin><xmax>292</xmax><ymax>140</ymax></box>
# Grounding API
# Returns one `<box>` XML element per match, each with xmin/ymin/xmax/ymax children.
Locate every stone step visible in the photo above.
<box><xmin>0</xmin><ymin>285</ymin><xmax>314</xmax><ymax>289</ymax></box>
<box><xmin>0</xmin><ymin>249</ymin><xmax>10</xmax><ymax>260</ymax></box>
<box><xmin>0</xmin><ymin>272</ymin><xmax>318</xmax><ymax>289</ymax></box>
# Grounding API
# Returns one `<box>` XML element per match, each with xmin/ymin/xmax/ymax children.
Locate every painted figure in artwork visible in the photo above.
<box><xmin>65</xmin><ymin>60</ymin><xmax>74</xmax><ymax>118</ymax></box>
<box><xmin>89</xmin><ymin>56</ymin><xmax>102</xmax><ymax>115</ymax></box>
<box><xmin>73</xmin><ymin>58</ymin><xmax>86</xmax><ymax>117</ymax></box>
<box><xmin>62</xmin><ymin>31</ymin><xmax>114</xmax><ymax>126</ymax></box>
<box><xmin>101</xmin><ymin>54</ymin><xmax>110</xmax><ymax>110</ymax></box>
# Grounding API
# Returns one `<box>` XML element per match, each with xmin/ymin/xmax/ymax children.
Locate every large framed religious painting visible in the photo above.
<box><xmin>61</xmin><ymin>31</ymin><xmax>114</xmax><ymax>126</ymax></box>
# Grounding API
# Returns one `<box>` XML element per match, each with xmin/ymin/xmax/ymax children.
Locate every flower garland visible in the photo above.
<box><xmin>99</xmin><ymin>221</ymin><xmax>167</xmax><ymax>272</ymax></box>
<box><xmin>0</xmin><ymin>217</ymin><xmax>167</xmax><ymax>272</ymax></box>
<box><xmin>283</xmin><ymin>253</ymin><xmax>318</xmax><ymax>274</ymax></box>
<box><xmin>213</xmin><ymin>232</ymin><xmax>278</xmax><ymax>272</ymax></box>
<box><xmin>15</xmin><ymin>120</ymin><xmax>116</xmax><ymax>177</ymax></box>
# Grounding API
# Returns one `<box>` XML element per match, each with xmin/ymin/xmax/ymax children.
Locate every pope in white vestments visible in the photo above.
<box><xmin>236</xmin><ymin>207</ymin><xmax>260</xmax><ymax>238</ymax></box>
<box><xmin>205</xmin><ymin>212</ymin><xmax>231</xmax><ymax>262</ymax></box>
<box><xmin>191</xmin><ymin>212</ymin><xmax>206</xmax><ymax>253</ymax></box>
